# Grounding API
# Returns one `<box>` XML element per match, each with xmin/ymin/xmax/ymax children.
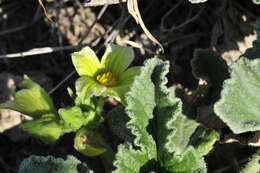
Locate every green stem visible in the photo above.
<box><xmin>96</xmin><ymin>97</ymin><xmax>105</xmax><ymax>116</ymax></box>
<box><xmin>100</xmin><ymin>144</ymin><xmax>115</xmax><ymax>173</ymax></box>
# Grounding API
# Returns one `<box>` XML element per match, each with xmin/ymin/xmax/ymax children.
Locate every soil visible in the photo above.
<box><xmin>0</xmin><ymin>0</ymin><xmax>260</xmax><ymax>172</ymax></box>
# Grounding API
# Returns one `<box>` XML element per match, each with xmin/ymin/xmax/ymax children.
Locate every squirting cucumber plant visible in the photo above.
<box><xmin>1</xmin><ymin>19</ymin><xmax>260</xmax><ymax>172</ymax></box>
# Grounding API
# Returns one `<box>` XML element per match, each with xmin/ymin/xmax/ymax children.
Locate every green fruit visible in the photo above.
<box><xmin>74</xmin><ymin>127</ymin><xmax>106</xmax><ymax>157</ymax></box>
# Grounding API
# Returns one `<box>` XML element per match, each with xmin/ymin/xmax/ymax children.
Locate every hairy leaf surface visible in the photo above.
<box><xmin>241</xmin><ymin>149</ymin><xmax>260</xmax><ymax>173</ymax></box>
<box><xmin>252</xmin><ymin>0</ymin><xmax>260</xmax><ymax>5</ymax></box>
<box><xmin>214</xmin><ymin>58</ymin><xmax>260</xmax><ymax>133</ymax></box>
<box><xmin>113</xmin><ymin>58</ymin><xmax>209</xmax><ymax>173</ymax></box>
<box><xmin>19</xmin><ymin>155</ymin><xmax>92</xmax><ymax>173</ymax></box>
<box><xmin>113</xmin><ymin>58</ymin><xmax>158</xmax><ymax>173</ymax></box>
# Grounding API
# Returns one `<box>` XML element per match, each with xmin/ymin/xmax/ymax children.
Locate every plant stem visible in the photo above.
<box><xmin>100</xmin><ymin>144</ymin><xmax>115</xmax><ymax>173</ymax></box>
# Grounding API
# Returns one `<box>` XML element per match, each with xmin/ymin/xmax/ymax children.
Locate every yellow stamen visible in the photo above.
<box><xmin>96</xmin><ymin>72</ymin><xmax>117</xmax><ymax>86</ymax></box>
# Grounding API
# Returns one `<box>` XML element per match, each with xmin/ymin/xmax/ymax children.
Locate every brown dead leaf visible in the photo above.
<box><xmin>127</xmin><ymin>0</ymin><xmax>164</xmax><ymax>53</ymax></box>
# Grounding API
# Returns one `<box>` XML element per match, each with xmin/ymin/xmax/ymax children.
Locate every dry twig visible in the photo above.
<box><xmin>0</xmin><ymin>45</ymin><xmax>88</xmax><ymax>59</ymax></box>
<box><xmin>84</xmin><ymin>0</ymin><xmax>164</xmax><ymax>52</ymax></box>
<box><xmin>83</xmin><ymin>0</ymin><xmax>127</xmax><ymax>7</ymax></box>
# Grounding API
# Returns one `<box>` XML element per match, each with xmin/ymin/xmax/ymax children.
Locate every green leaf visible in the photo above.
<box><xmin>19</xmin><ymin>155</ymin><xmax>93</xmax><ymax>173</ymax></box>
<box><xmin>165</xmin><ymin>147</ymin><xmax>207</xmax><ymax>173</ymax></box>
<box><xmin>101</xmin><ymin>44</ymin><xmax>134</xmax><ymax>77</ymax></box>
<box><xmin>191</xmin><ymin>49</ymin><xmax>229</xmax><ymax>103</ymax></box>
<box><xmin>252</xmin><ymin>0</ymin><xmax>260</xmax><ymax>5</ymax></box>
<box><xmin>190</xmin><ymin>127</ymin><xmax>220</xmax><ymax>156</ymax></box>
<box><xmin>71</xmin><ymin>46</ymin><xmax>100</xmax><ymax>77</ymax></box>
<box><xmin>0</xmin><ymin>76</ymin><xmax>57</xmax><ymax>118</ymax></box>
<box><xmin>165</xmin><ymin>115</ymin><xmax>199</xmax><ymax>155</ymax></box>
<box><xmin>113</xmin><ymin>58</ymin><xmax>158</xmax><ymax>173</ymax></box>
<box><xmin>58</xmin><ymin>107</ymin><xmax>85</xmax><ymax>131</ymax></box>
<box><xmin>150</xmin><ymin>59</ymin><xmax>207</xmax><ymax>173</ymax></box>
<box><xmin>113</xmin><ymin>58</ymin><xmax>209</xmax><ymax>173</ymax></box>
<box><xmin>241</xmin><ymin>149</ymin><xmax>260</xmax><ymax>173</ymax></box>
<box><xmin>114</xmin><ymin>144</ymin><xmax>153</xmax><ymax>173</ymax></box>
<box><xmin>214</xmin><ymin>58</ymin><xmax>260</xmax><ymax>134</ymax></box>
<box><xmin>20</xmin><ymin>114</ymin><xmax>63</xmax><ymax>143</ymax></box>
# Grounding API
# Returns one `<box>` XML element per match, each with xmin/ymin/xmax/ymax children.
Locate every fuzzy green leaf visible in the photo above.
<box><xmin>214</xmin><ymin>58</ymin><xmax>260</xmax><ymax>134</ymax></box>
<box><xmin>113</xmin><ymin>58</ymin><xmax>159</xmax><ymax>173</ymax></box>
<box><xmin>160</xmin><ymin>115</ymin><xmax>207</xmax><ymax>173</ymax></box>
<box><xmin>19</xmin><ymin>155</ymin><xmax>92</xmax><ymax>173</ymax></box>
<box><xmin>151</xmin><ymin>59</ymin><xmax>207</xmax><ymax>173</ymax></box>
<box><xmin>252</xmin><ymin>0</ymin><xmax>260</xmax><ymax>5</ymax></box>
<box><xmin>241</xmin><ymin>149</ymin><xmax>260</xmax><ymax>173</ymax></box>
<box><xmin>190</xmin><ymin>127</ymin><xmax>220</xmax><ymax>156</ymax></box>
<box><xmin>165</xmin><ymin>147</ymin><xmax>207</xmax><ymax>173</ymax></box>
<box><xmin>114</xmin><ymin>144</ymin><xmax>152</xmax><ymax>173</ymax></box>
<box><xmin>113</xmin><ymin>58</ymin><xmax>208</xmax><ymax>173</ymax></box>
<box><xmin>20</xmin><ymin>114</ymin><xmax>63</xmax><ymax>143</ymax></box>
<box><xmin>0</xmin><ymin>75</ymin><xmax>57</xmax><ymax>118</ymax></box>
<box><xmin>164</xmin><ymin>115</ymin><xmax>199</xmax><ymax>155</ymax></box>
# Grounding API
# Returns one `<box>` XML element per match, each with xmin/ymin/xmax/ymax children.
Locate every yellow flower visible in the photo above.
<box><xmin>71</xmin><ymin>44</ymin><xmax>140</xmax><ymax>104</ymax></box>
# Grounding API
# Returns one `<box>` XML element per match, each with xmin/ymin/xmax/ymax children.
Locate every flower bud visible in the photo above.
<box><xmin>74</xmin><ymin>127</ymin><xmax>106</xmax><ymax>156</ymax></box>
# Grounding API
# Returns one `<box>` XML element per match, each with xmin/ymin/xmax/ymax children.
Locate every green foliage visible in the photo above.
<box><xmin>190</xmin><ymin>127</ymin><xmax>220</xmax><ymax>156</ymax></box>
<box><xmin>241</xmin><ymin>150</ymin><xmax>260</xmax><ymax>173</ymax></box>
<box><xmin>214</xmin><ymin>57</ymin><xmax>260</xmax><ymax>134</ymax></box>
<box><xmin>113</xmin><ymin>58</ymin><xmax>157</xmax><ymax>173</ymax></box>
<box><xmin>0</xmin><ymin>76</ymin><xmax>64</xmax><ymax>143</ymax></box>
<box><xmin>19</xmin><ymin>155</ymin><xmax>92</xmax><ymax>173</ymax></box>
<box><xmin>113</xmin><ymin>58</ymin><xmax>214</xmax><ymax>173</ymax></box>
<box><xmin>252</xmin><ymin>0</ymin><xmax>260</xmax><ymax>5</ymax></box>
<box><xmin>191</xmin><ymin>49</ymin><xmax>229</xmax><ymax>103</ymax></box>
<box><xmin>0</xmin><ymin>76</ymin><xmax>106</xmax><ymax>146</ymax></box>
<box><xmin>0</xmin><ymin>44</ymin><xmax>224</xmax><ymax>170</ymax></box>
<box><xmin>58</xmin><ymin>106</ymin><xmax>99</xmax><ymax>131</ymax></box>
<box><xmin>20</xmin><ymin>114</ymin><xmax>64</xmax><ymax>143</ymax></box>
<box><xmin>0</xmin><ymin>75</ymin><xmax>57</xmax><ymax>118</ymax></box>
<box><xmin>59</xmin><ymin>107</ymin><xmax>85</xmax><ymax>131</ymax></box>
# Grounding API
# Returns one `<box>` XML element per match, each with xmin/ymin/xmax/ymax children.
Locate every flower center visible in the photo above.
<box><xmin>96</xmin><ymin>72</ymin><xmax>117</xmax><ymax>86</ymax></box>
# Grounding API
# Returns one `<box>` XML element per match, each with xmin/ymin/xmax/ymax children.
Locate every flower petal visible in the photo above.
<box><xmin>71</xmin><ymin>47</ymin><xmax>101</xmax><ymax>76</ymax></box>
<box><xmin>100</xmin><ymin>44</ymin><xmax>134</xmax><ymax>77</ymax></box>
<box><xmin>118</xmin><ymin>66</ymin><xmax>141</xmax><ymax>86</ymax></box>
<box><xmin>75</xmin><ymin>76</ymin><xmax>106</xmax><ymax>101</ymax></box>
